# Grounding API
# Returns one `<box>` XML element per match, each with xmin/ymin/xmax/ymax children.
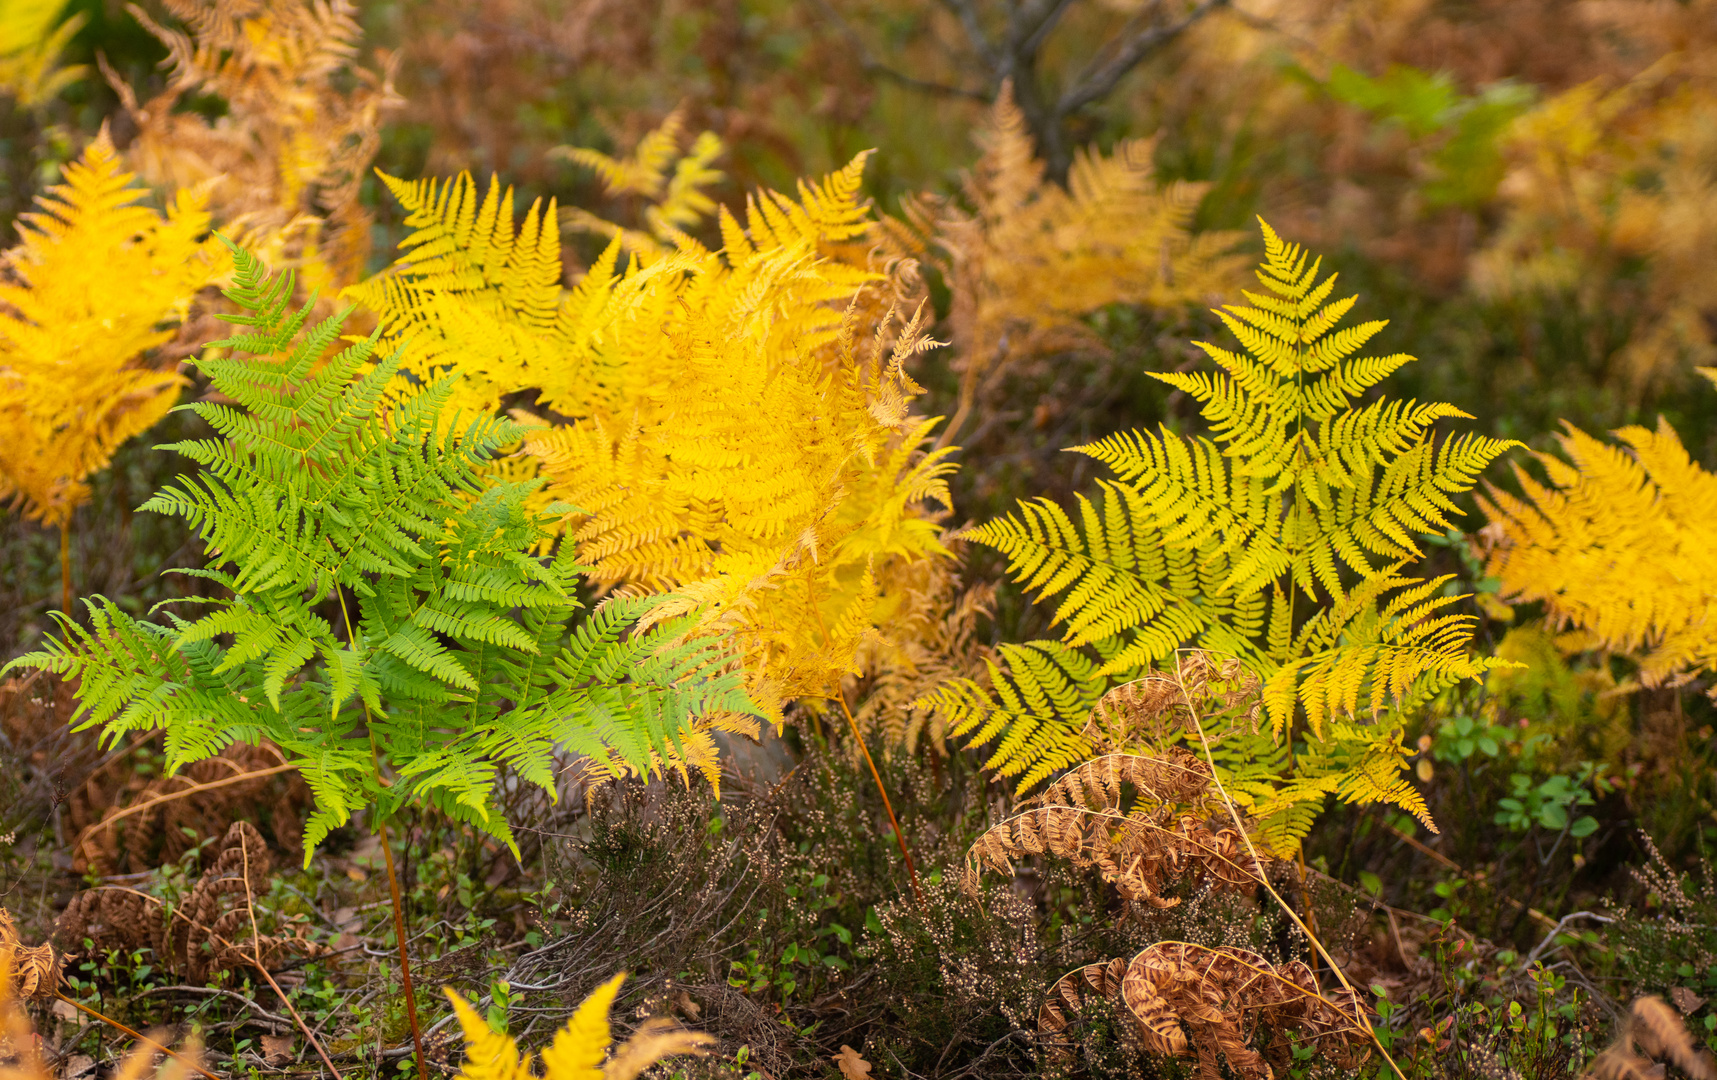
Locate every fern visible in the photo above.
<box><xmin>0</xmin><ymin>0</ymin><xmax>83</xmax><ymax>107</ymax></box>
<box><xmin>2</xmin><ymin>243</ymin><xmax>757</xmax><ymax>861</ymax></box>
<box><xmin>1479</xmin><ymin>371</ymin><xmax>1717</xmax><ymax>690</ymax></box>
<box><xmin>0</xmin><ymin>131</ymin><xmax>225</xmax><ymax>610</ymax></box>
<box><xmin>552</xmin><ymin>106</ymin><xmax>726</xmax><ymax>252</ymax></box>
<box><xmin>918</xmin><ymin>220</ymin><xmax>1520</xmax><ymax>852</ymax></box>
<box><xmin>893</xmin><ymin>82</ymin><xmax>1245</xmax><ymax>444</ymax></box>
<box><xmin>113</xmin><ymin>0</ymin><xmax>401</xmax><ymax>291</ymax></box>
<box><xmin>354</xmin><ymin>140</ymin><xmax>955</xmax><ymax>733</ymax></box>
<box><xmin>445</xmin><ymin>973</ymin><xmax>713</xmax><ymax>1080</ymax></box>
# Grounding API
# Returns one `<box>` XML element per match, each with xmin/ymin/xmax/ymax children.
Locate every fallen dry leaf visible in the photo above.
<box><xmin>1672</xmin><ymin>987</ymin><xmax>1707</xmax><ymax>1015</ymax></box>
<box><xmin>260</xmin><ymin>1033</ymin><xmax>294</xmax><ymax>1066</ymax></box>
<box><xmin>832</xmin><ymin>1045</ymin><xmax>872</xmax><ymax>1080</ymax></box>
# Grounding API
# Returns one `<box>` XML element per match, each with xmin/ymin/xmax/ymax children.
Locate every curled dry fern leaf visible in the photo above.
<box><xmin>963</xmin><ymin>746</ymin><xmax>1265</xmax><ymax>909</ymax></box>
<box><xmin>1038</xmin><ymin>943</ymin><xmax>1373</xmax><ymax>1080</ymax></box>
<box><xmin>920</xmin><ymin>224</ymin><xmax>1521</xmax><ymax>851</ymax></box>
<box><xmin>2</xmin><ymin>242</ymin><xmax>757</xmax><ymax>860</ymax></box>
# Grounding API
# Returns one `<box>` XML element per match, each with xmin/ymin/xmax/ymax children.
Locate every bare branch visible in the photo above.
<box><xmin>1055</xmin><ymin>0</ymin><xmax>1229</xmax><ymax>118</ymax></box>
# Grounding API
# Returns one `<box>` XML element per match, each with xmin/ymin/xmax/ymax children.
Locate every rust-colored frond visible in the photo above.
<box><xmin>1584</xmin><ymin>996</ymin><xmax>1717</xmax><ymax>1080</ymax></box>
<box><xmin>55</xmin><ymin>822</ymin><xmax>323</xmax><ymax>982</ymax></box>
<box><xmin>110</xmin><ymin>0</ymin><xmax>402</xmax><ymax>289</ymax></box>
<box><xmin>0</xmin><ymin>909</ymin><xmax>60</xmax><ymax>1000</ymax></box>
<box><xmin>923</xmin><ymin>80</ymin><xmax>1245</xmax><ymax>444</ymax></box>
<box><xmin>963</xmin><ymin>744</ymin><xmax>1270</xmax><ymax>907</ymax></box>
<box><xmin>1041</xmin><ymin>942</ymin><xmax>1373</xmax><ymax>1080</ymax></box>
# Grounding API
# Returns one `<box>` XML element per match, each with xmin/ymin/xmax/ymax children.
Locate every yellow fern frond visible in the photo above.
<box><xmin>0</xmin><ymin>132</ymin><xmax>225</xmax><ymax>530</ymax></box>
<box><xmin>925</xmin><ymin>222</ymin><xmax>1519</xmax><ymax>844</ymax></box>
<box><xmin>446</xmin><ymin>992</ymin><xmax>535</xmax><ymax>1080</ymax></box>
<box><xmin>446</xmin><ymin>971</ymin><xmax>711</xmax><ymax>1080</ymax></box>
<box><xmin>1482</xmin><ymin>412</ymin><xmax>1717</xmax><ymax>688</ymax></box>
<box><xmin>0</xmin><ymin>0</ymin><xmax>84</xmax><ymax>107</ymax></box>
<box><xmin>537</xmin><ymin>973</ymin><xmax>622</xmax><ymax>1080</ymax></box>
<box><xmin>357</xmin><ymin>147</ymin><xmax>952</xmax><ymax>745</ymax></box>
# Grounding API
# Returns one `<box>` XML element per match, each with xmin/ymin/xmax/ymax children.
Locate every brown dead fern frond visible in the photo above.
<box><xmin>0</xmin><ymin>911</ymin><xmax>60</xmax><ymax>1001</ymax></box>
<box><xmin>107</xmin><ymin>0</ymin><xmax>402</xmax><ymax>288</ymax></box>
<box><xmin>67</xmin><ymin>739</ymin><xmax>312</xmax><ymax>875</ymax></box>
<box><xmin>56</xmin><ymin>822</ymin><xmax>322</xmax><ymax>981</ymax></box>
<box><xmin>1083</xmin><ymin>653</ymin><xmax>1264</xmax><ymax>756</ymax></box>
<box><xmin>963</xmin><ymin>747</ymin><xmax>1274</xmax><ymax>908</ymax></box>
<box><xmin>1040</xmin><ymin>942</ymin><xmax>1372</xmax><ymax>1080</ymax></box>
<box><xmin>1584</xmin><ymin>995</ymin><xmax>1717</xmax><ymax>1080</ymax></box>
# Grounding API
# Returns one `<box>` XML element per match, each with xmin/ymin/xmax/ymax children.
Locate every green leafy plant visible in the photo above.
<box><xmin>2</xmin><ymin>241</ymin><xmax>755</xmax><ymax>1076</ymax></box>
<box><xmin>4</xmin><ymin>242</ymin><xmax>752</xmax><ymax>854</ymax></box>
<box><xmin>920</xmin><ymin>220</ymin><xmax>1521</xmax><ymax>854</ymax></box>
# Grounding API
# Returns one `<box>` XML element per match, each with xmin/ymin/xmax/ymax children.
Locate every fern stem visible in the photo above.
<box><xmin>378</xmin><ymin>817</ymin><xmax>429</xmax><ymax>1080</ymax></box>
<box><xmin>1171</xmin><ymin>650</ymin><xmax>1407</xmax><ymax>1080</ymax></box>
<box><xmin>54</xmin><ymin>992</ymin><xmax>223</xmax><ymax>1080</ymax></box>
<box><xmin>59</xmin><ymin>522</ymin><xmax>72</xmax><ymax>615</ymax></box>
<box><xmin>832</xmin><ymin>682</ymin><xmax>925</xmax><ymax>905</ymax></box>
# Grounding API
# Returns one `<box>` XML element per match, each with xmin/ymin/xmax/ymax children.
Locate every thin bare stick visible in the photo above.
<box><xmin>54</xmin><ymin>992</ymin><xmax>223</xmax><ymax>1080</ymax></box>
<box><xmin>1169</xmin><ymin>651</ymin><xmax>1407</xmax><ymax>1080</ymax></box>
<box><xmin>239</xmin><ymin>832</ymin><xmax>345</xmax><ymax>1079</ymax></box>
<box><xmin>804</xmin><ymin>573</ymin><xmax>924</xmax><ymax>904</ymax></box>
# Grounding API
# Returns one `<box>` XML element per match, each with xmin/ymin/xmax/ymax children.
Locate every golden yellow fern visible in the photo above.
<box><xmin>109</xmin><ymin>0</ymin><xmax>402</xmax><ymax>291</ymax></box>
<box><xmin>0</xmin><ymin>0</ymin><xmax>83</xmax><ymax>107</ymax></box>
<box><xmin>553</xmin><ymin>107</ymin><xmax>726</xmax><ymax>253</ymax></box>
<box><xmin>444</xmin><ymin>974</ymin><xmax>713</xmax><ymax>1080</ymax></box>
<box><xmin>919</xmin><ymin>221</ymin><xmax>1520</xmax><ymax>852</ymax></box>
<box><xmin>354</xmin><ymin>134</ymin><xmax>957</xmax><ymax>764</ymax></box>
<box><xmin>904</xmin><ymin>82</ymin><xmax>1246</xmax><ymax>443</ymax></box>
<box><xmin>1480</xmin><ymin>377</ymin><xmax>1717</xmax><ymax>690</ymax></box>
<box><xmin>0</xmin><ymin>131</ymin><xmax>226</xmax><ymax>609</ymax></box>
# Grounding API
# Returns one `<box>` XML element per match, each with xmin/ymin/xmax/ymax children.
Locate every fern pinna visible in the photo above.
<box><xmin>2</xmin><ymin>242</ymin><xmax>756</xmax><ymax>861</ymax></box>
<box><xmin>919</xmin><ymin>221</ymin><xmax>1519</xmax><ymax>852</ymax></box>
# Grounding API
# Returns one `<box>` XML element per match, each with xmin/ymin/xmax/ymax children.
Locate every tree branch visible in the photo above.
<box><xmin>1055</xmin><ymin>0</ymin><xmax>1230</xmax><ymax>118</ymax></box>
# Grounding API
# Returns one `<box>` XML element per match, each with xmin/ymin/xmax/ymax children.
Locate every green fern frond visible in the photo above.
<box><xmin>3</xmin><ymin>243</ymin><xmax>759</xmax><ymax>862</ymax></box>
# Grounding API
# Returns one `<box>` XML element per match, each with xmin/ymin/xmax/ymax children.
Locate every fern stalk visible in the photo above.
<box><xmin>378</xmin><ymin>817</ymin><xmax>427</xmax><ymax>1080</ymax></box>
<box><xmin>1172</xmin><ymin>652</ymin><xmax>1407</xmax><ymax>1080</ymax></box>
<box><xmin>833</xmin><ymin>681</ymin><xmax>924</xmax><ymax>905</ymax></box>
